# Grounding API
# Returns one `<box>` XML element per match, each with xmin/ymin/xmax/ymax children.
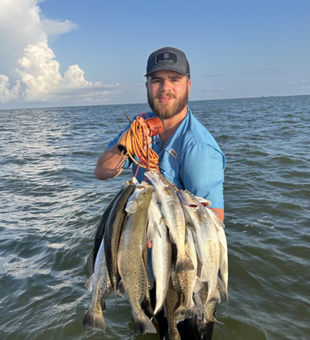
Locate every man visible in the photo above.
<box><xmin>94</xmin><ymin>47</ymin><xmax>226</xmax><ymax>339</ymax></box>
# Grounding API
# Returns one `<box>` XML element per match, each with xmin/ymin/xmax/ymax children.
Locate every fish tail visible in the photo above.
<box><xmin>204</xmin><ymin>297</ymin><xmax>224</xmax><ymax>325</ymax></box>
<box><xmin>174</xmin><ymin>304</ymin><xmax>194</xmax><ymax>323</ymax></box>
<box><xmin>204</xmin><ymin>314</ymin><xmax>224</xmax><ymax>325</ymax></box>
<box><xmin>175</xmin><ymin>254</ymin><xmax>194</xmax><ymax>273</ymax></box>
<box><xmin>83</xmin><ymin>307</ymin><xmax>106</xmax><ymax>333</ymax></box>
<box><xmin>133</xmin><ymin>314</ymin><xmax>157</xmax><ymax>334</ymax></box>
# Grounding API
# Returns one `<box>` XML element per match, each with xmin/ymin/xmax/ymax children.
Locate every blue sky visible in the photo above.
<box><xmin>0</xmin><ymin>0</ymin><xmax>309</xmax><ymax>109</ymax></box>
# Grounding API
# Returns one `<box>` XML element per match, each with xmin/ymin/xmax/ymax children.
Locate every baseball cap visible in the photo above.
<box><xmin>145</xmin><ymin>47</ymin><xmax>190</xmax><ymax>78</ymax></box>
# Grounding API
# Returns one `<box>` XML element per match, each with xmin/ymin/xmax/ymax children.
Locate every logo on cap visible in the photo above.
<box><xmin>155</xmin><ymin>52</ymin><xmax>177</xmax><ymax>65</ymax></box>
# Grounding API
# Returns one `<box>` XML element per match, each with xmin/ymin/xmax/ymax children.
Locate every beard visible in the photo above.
<box><xmin>147</xmin><ymin>88</ymin><xmax>189</xmax><ymax>120</ymax></box>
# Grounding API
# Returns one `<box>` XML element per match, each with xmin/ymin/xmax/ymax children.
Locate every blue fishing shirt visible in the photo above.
<box><xmin>107</xmin><ymin>107</ymin><xmax>225</xmax><ymax>209</ymax></box>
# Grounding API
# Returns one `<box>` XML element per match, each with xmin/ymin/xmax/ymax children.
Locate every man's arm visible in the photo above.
<box><xmin>94</xmin><ymin>144</ymin><xmax>127</xmax><ymax>180</ymax></box>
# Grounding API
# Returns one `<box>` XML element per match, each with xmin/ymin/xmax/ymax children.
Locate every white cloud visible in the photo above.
<box><xmin>17</xmin><ymin>40</ymin><xmax>62</xmax><ymax>101</ymax></box>
<box><xmin>0</xmin><ymin>75</ymin><xmax>21</xmax><ymax>102</ymax></box>
<box><xmin>0</xmin><ymin>0</ymin><xmax>119</xmax><ymax>106</ymax></box>
<box><xmin>42</xmin><ymin>19</ymin><xmax>78</xmax><ymax>36</ymax></box>
<box><xmin>63</xmin><ymin>65</ymin><xmax>92</xmax><ymax>89</ymax></box>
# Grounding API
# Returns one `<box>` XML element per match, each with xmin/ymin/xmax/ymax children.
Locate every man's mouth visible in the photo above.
<box><xmin>158</xmin><ymin>93</ymin><xmax>175</xmax><ymax>102</ymax></box>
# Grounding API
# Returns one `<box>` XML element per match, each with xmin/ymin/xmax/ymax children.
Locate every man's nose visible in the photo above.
<box><xmin>160</xmin><ymin>79</ymin><xmax>171</xmax><ymax>91</ymax></box>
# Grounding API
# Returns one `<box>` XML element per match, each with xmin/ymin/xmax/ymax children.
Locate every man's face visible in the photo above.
<box><xmin>146</xmin><ymin>70</ymin><xmax>191</xmax><ymax>120</ymax></box>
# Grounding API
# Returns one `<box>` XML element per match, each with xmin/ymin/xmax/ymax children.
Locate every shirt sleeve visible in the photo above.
<box><xmin>106</xmin><ymin>122</ymin><xmax>131</xmax><ymax>149</ymax></box>
<box><xmin>180</xmin><ymin>143</ymin><xmax>225</xmax><ymax>209</ymax></box>
<box><xmin>106</xmin><ymin>122</ymin><xmax>132</xmax><ymax>169</ymax></box>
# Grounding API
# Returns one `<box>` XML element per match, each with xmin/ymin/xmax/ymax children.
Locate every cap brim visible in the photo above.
<box><xmin>145</xmin><ymin>66</ymin><xmax>189</xmax><ymax>78</ymax></box>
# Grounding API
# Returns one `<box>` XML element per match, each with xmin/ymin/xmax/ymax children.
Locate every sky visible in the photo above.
<box><xmin>0</xmin><ymin>0</ymin><xmax>309</xmax><ymax>109</ymax></box>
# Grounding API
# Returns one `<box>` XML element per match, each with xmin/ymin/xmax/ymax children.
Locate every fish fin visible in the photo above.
<box><xmin>85</xmin><ymin>250</ymin><xmax>94</xmax><ymax>278</ymax></box>
<box><xmin>193</xmin><ymin>276</ymin><xmax>203</xmax><ymax>294</ymax></box>
<box><xmin>171</xmin><ymin>270</ymin><xmax>181</xmax><ymax>293</ymax></box>
<box><xmin>133</xmin><ymin>314</ymin><xmax>157</xmax><ymax>334</ymax></box>
<box><xmin>143</xmin><ymin>245</ymin><xmax>154</xmax><ymax>290</ymax></box>
<box><xmin>166</xmin><ymin>225</ymin><xmax>178</xmax><ymax>246</ymax></box>
<box><xmin>175</xmin><ymin>254</ymin><xmax>194</xmax><ymax>273</ymax></box>
<box><xmin>200</xmin><ymin>265</ymin><xmax>209</xmax><ymax>282</ymax></box>
<box><xmin>147</xmin><ymin>221</ymin><xmax>162</xmax><ymax>241</ymax></box>
<box><xmin>154</xmin><ymin>221</ymin><xmax>162</xmax><ymax>238</ymax></box>
<box><xmin>101</xmin><ymin>299</ymin><xmax>107</xmax><ymax>311</ymax></box>
<box><xmin>131</xmin><ymin>177</ymin><xmax>139</xmax><ymax>185</ymax></box>
<box><xmin>142</xmin><ymin>295</ymin><xmax>155</xmax><ymax>319</ymax></box>
<box><xmin>118</xmin><ymin>280</ymin><xmax>126</xmax><ymax>296</ymax></box>
<box><xmin>217</xmin><ymin>276</ymin><xmax>228</xmax><ymax>302</ymax></box>
<box><xmin>147</xmin><ymin>222</ymin><xmax>154</xmax><ymax>242</ymax></box>
<box><xmin>217</xmin><ymin>278</ymin><xmax>226</xmax><ymax>303</ymax></box>
<box><xmin>185</xmin><ymin>220</ymin><xmax>196</xmax><ymax>230</ymax></box>
<box><xmin>125</xmin><ymin>200</ymin><xmax>138</xmax><ymax>214</ymax></box>
<box><xmin>162</xmin><ymin>216</ymin><xmax>169</xmax><ymax>228</ymax></box>
<box><xmin>84</xmin><ymin>275</ymin><xmax>93</xmax><ymax>292</ymax></box>
<box><xmin>190</xmin><ymin>229</ymin><xmax>198</xmax><ymax>245</ymax></box>
<box><xmin>218</xmin><ymin>244</ymin><xmax>229</xmax><ymax>300</ymax></box>
<box><xmin>208</xmin><ymin>208</ymin><xmax>226</xmax><ymax>229</ymax></box>
<box><xmin>83</xmin><ymin>308</ymin><xmax>106</xmax><ymax>333</ymax></box>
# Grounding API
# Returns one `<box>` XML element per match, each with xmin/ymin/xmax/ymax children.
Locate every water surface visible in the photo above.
<box><xmin>1</xmin><ymin>95</ymin><xmax>309</xmax><ymax>339</ymax></box>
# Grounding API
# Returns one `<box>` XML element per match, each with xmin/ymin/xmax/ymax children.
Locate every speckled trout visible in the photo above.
<box><xmin>104</xmin><ymin>182</ymin><xmax>136</xmax><ymax>296</ymax></box>
<box><xmin>117</xmin><ymin>183</ymin><xmax>156</xmax><ymax>334</ymax></box>
<box><xmin>172</xmin><ymin>227</ymin><xmax>198</xmax><ymax>321</ymax></box>
<box><xmin>86</xmin><ymin>187</ymin><xmax>124</xmax><ymax>277</ymax></box>
<box><xmin>177</xmin><ymin>190</ymin><xmax>221</xmax><ymax>304</ymax></box>
<box><xmin>147</xmin><ymin>192</ymin><xmax>172</xmax><ymax>315</ymax></box>
<box><xmin>144</xmin><ymin>170</ymin><xmax>194</xmax><ymax>273</ymax></box>
<box><xmin>208</xmin><ymin>209</ymin><xmax>229</xmax><ymax>301</ymax></box>
<box><xmin>83</xmin><ymin>239</ymin><xmax>112</xmax><ymax>333</ymax></box>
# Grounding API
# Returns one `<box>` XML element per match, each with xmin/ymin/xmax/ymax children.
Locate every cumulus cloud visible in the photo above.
<box><xmin>0</xmin><ymin>75</ymin><xmax>21</xmax><ymax>101</ymax></box>
<box><xmin>0</xmin><ymin>0</ymin><xmax>119</xmax><ymax>106</ymax></box>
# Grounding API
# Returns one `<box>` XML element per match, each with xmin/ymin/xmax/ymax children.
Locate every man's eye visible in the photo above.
<box><xmin>152</xmin><ymin>79</ymin><xmax>161</xmax><ymax>84</ymax></box>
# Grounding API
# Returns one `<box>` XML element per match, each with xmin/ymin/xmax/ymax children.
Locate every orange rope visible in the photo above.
<box><xmin>121</xmin><ymin>114</ymin><xmax>179</xmax><ymax>191</ymax></box>
<box><xmin>123</xmin><ymin>115</ymin><xmax>159</xmax><ymax>171</ymax></box>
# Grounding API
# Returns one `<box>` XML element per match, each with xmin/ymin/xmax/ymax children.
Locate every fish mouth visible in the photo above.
<box><xmin>145</xmin><ymin>169</ymin><xmax>159</xmax><ymax>177</ymax></box>
<box><xmin>144</xmin><ymin>170</ymin><xmax>161</xmax><ymax>186</ymax></box>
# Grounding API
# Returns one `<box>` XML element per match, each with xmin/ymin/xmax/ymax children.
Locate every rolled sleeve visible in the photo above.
<box><xmin>180</xmin><ymin>143</ymin><xmax>225</xmax><ymax>209</ymax></box>
<box><xmin>106</xmin><ymin>123</ymin><xmax>132</xmax><ymax>169</ymax></box>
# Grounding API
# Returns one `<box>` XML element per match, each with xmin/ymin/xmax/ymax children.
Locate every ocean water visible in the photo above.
<box><xmin>0</xmin><ymin>95</ymin><xmax>309</xmax><ymax>340</ymax></box>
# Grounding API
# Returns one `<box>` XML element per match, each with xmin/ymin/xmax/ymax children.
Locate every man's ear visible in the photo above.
<box><xmin>188</xmin><ymin>79</ymin><xmax>192</xmax><ymax>96</ymax></box>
